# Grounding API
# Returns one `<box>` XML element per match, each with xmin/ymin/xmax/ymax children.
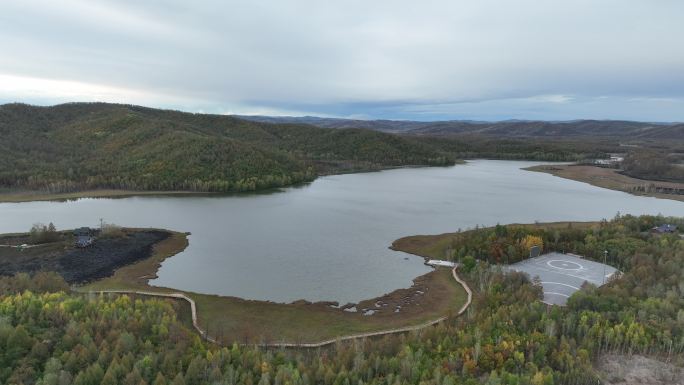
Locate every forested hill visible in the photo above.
<box><xmin>0</xmin><ymin>103</ymin><xmax>453</xmax><ymax>194</ymax></box>
<box><xmin>238</xmin><ymin>115</ymin><xmax>684</xmax><ymax>140</ymax></box>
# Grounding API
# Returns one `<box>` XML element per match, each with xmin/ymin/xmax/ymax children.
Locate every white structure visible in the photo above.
<box><xmin>594</xmin><ymin>155</ymin><xmax>624</xmax><ymax>166</ymax></box>
<box><xmin>426</xmin><ymin>260</ymin><xmax>457</xmax><ymax>268</ymax></box>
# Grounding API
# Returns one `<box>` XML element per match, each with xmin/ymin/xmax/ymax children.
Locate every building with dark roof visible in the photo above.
<box><xmin>651</xmin><ymin>224</ymin><xmax>677</xmax><ymax>234</ymax></box>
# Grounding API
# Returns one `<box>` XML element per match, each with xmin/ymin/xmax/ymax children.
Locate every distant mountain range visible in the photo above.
<box><xmin>236</xmin><ymin>116</ymin><xmax>684</xmax><ymax>140</ymax></box>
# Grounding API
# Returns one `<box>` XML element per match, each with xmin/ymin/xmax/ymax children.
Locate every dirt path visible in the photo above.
<box><xmin>89</xmin><ymin>266</ymin><xmax>472</xmax><ymax>348</ymax></box>
<box><xmin>92</xmin><ymin>290</ymin><xmax>220</xmax><ymax>344</ymax></box>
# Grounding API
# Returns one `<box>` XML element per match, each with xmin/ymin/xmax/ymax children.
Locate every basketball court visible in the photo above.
<box><xmin>508</xmin><ymin>252</ymin><xmax>618</xmax><ymax>305</ymax></box>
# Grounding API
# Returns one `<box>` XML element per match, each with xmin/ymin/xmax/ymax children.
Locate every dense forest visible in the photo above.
<box><xmin>1</xmin><ymin>215</ymin><xmax>683</xmax><ymax>384</ymax></box>
<box><xmin>0</xmin><ymin>103</ymin><xmax>622</xmax><ymax>195</ymax></box>
<box><xmin>415</xmin><ymin>136</ymin><xmax>614</xmax><ymax>163</ymax></box>
<box><xmin>0</xmin><ymin>103</ymin><xmax>453</xmax><ymax>194</ymax></box>
<box><xmin>621</xmin><ymin>151</ymin><xmax>684</xmax><ymax>183</ymax></box>
<box><xmin>239</xmin><ymin>115</ymin><xmax>684</xmax><ymax>140</ymax></box>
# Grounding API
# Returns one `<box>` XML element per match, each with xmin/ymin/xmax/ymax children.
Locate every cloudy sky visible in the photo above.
<box><xmin>1</xmin><ymin>0</ymin><xmax>683</xmax><ymax>121</ymax></box>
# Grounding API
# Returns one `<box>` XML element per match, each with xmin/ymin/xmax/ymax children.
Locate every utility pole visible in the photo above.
<box><xmin>603</xmin><ymin>250</ymin><xmax>608</xmax><ymax>285</ymax></box>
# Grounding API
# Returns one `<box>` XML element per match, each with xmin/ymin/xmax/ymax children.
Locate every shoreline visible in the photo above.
<box><xmin>391</xmin><ymin>221</ymin><xmax>600</xmax><ymax>261</ymax></box>
<box><xmin>0</xmin><ymin>189</ymin><xmax>212</xmax><ymax>203</ymax></box>
<box><xmin>1</xmin><ymin>158</ymin><xmax>579</xmax><ymax>204</ymax></box>
<box><xmin>0</xmin><ymin>163</ymin><xmax>461</xmax><ymax>204</ymax></box>
<box><xmin>92</xmin><ymin>266</ymin><xmax>472</xmax><ymax>348</ymax></box>
<box><xmin>77</xmin><ymin>231</ymin><xmax>468</xmax><ymax>344</ymax></box>
<box><xmin>0</xmin><ymin>227</ymin><xmax>179</xmax><ymax>284</ymax></box>
<box><xmin>525</xmin><ymin>164</ymin><xmax>684</xmax><ymax>202</ymax></box>
<box><xmin>0</xmin><ymin>160</ymin><xmax>588</xmax><ymax>204</ymax></box>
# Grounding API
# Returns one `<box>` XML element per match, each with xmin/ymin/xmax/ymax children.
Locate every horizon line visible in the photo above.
<box><xmin>1</xmin><ymin>100</ymin><xmax>682</xmax><ymax>125</ymax></box>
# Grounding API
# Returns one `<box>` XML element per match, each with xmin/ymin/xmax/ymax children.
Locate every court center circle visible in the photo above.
<box><xmin>547</xmin><ymin>260</ymin><xmax>582</xmax><ymax>270</ymax></box>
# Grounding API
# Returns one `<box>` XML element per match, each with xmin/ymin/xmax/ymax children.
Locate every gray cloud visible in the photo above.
<box><xmin>1</xmin><ymin>0</ymin><xmax>683</xmax><ymax>120</ymax></box>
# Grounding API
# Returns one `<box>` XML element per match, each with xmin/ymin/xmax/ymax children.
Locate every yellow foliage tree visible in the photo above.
<box><xmin>520</xmin><ymin>235</ymin><xmax>544</xmax><ymax>252</ymax></box>
<box><xmin>531</xmin><ymin>371</ymin><xmax>545</xmax><ymax>385</ymax></box>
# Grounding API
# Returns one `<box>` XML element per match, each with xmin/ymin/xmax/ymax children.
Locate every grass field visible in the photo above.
<box><xmin>79</xmin><ymin>232</ymin><xmax>467</xmax><ymax>344</ymax></box>
<box><xmin>525</xmin><ymin>164</ymin><xmax>684</xmax><ymax>202</ymax></box>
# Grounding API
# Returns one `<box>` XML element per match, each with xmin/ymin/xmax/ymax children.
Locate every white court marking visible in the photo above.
<box><xmin>516</xmin><ymin>263</ymin><xmax>602</xmax><ymax>285</ymax></box>
<box><xmin>511</xmin><ymin>252</ymin><xmax>620</xmax><ymax>306</ymax></box>
<box><xmin>547</xmin><ymin>260</ymin><xmax>583</xmax><ymax>270</ymax></box>
<box><xmin>540</xmin><ymin>281</ymin><xmax>581</xmax><ymax>290</ymax></box>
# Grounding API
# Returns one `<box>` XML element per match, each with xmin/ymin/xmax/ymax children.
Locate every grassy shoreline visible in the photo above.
<box><xmin>0</xmin><ymin>163</ymin><xmax>463</xmax><ymax>204</ymax></box>
<box><xmin>78</xmin><ymin>231</ymin><xmax>467</xmax><ymax>344</ymax></box>
<box><xmin>0</xmin><ymin>189</ymin><xmax>213</xmax><ymax>203</ymax></box>
<box><xmin>526</xmin><ymin>164</ymin><xmax>684</xmax><ymax>202</ymax></box>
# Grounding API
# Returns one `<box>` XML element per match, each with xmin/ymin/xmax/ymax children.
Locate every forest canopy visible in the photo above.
<box><xmin>1</xmin><ymin>215</ymin><xmax>682</xmax><ymax>384</ymax></box>
<box><xmin>0</xmin><ymin>103</ymin><xmax>617</xmax><ymax>195</ymax></box>
<box><xmin>0</xmin><ymin>103</ymin><xmax>453</xmax><ymax>194</ymax></box>
<box><xmin>622</xmin><ymin>150</ymin><xmax>684</xmax><ymax>183</ymax></box>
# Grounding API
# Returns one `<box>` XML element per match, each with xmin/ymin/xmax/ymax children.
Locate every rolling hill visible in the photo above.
<box><xmin>238</xmin><ymin>116</ymin><xmax>684</xmax><ymax>140</ymax></box>
<box><xmin>0</xmin><ymin>103</ymin><xmax>453</xmax><ymax>194</ymax></box>
<box><xmin>4</xmin><ymin>102</ymin><xmax>664</xmax><ymax>197</ymax></box>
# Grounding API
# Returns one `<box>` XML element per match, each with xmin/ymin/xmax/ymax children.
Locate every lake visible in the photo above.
<box><xmin>1</xmin><ymin>160</ymin><xmax>683</xmax><ymax>304</ymax></box>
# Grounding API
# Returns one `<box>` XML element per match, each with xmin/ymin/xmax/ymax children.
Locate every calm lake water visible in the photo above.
<box><xmin>1</xmin><ymin>160</ymin><xmax>683</xmax><ymax>304</ymax></box>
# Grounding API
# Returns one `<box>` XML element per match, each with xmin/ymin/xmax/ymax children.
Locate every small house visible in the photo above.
<box><xmin>651</xmin><ymin>224</ymin><xmax>677</xmax><ymax>234</ymax></box>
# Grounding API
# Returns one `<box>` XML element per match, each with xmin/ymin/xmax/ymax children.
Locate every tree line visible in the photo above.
<box><xmin>621</xmin><ymin>150</ymin><xmax>684</xmax><ymax>183</ymax></box>
<box><xmin>1</xmin><ymin>214</ymin><xmax>683</xmax><ymax>384</ymax></box>
<box><xmin>0</xmin><ymin>103</ymin><xmax>630</xmax><ymax>195</ymax></box>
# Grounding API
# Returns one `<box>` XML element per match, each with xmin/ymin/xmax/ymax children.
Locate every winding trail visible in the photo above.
<box><xmin>90</xmin><ymin>266</ymin><xmax>472</xmax><ymax>348</ymax></box>
<box><xmin>91</xmin><ymin>290</ymin><xmax>220</xmax><ymax>344</ymax></box>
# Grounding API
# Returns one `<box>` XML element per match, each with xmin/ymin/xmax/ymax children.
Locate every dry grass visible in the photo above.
<box><xmin>526</xmin><ymin>164</ymin><xmax>684</xmax><ymax>202</ymax></box>
<box><xmin>79</xmin><ymin>232</ymin><xmax>467</xmax><ymax>344</ymax></box>
<box><xmin>597</xmin><ymin>354</ymin><xmax>684</xmax><ymax>385</ymax></box>
<box><xmin>192</xmin><ymin>267</ymin><xmax>466</xmax><ymax>344</ymax></box>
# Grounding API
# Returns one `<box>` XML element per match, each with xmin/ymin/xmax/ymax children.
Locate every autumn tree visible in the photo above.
<box><xmin>520</xmin><ymin>234</ymin><xmax>544</xmax><ymax>254</ymax></box>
